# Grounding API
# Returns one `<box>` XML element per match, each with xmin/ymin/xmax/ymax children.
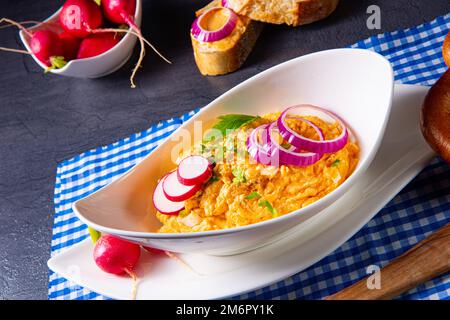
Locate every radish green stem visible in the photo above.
<box><xmin>88</xmin><ymin>227</ymin><xmax>101</xmax><ymax>243</ymax></box>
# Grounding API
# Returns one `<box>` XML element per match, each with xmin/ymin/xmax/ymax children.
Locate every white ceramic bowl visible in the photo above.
<box><xmin>19</xmin><ymin>0</ymin><xmax>142</xmax><ymax>78</ymax></box>
<box><xmin>73</xmin><ymin>48</ymin><xmax>394</xmax><ymax>255</ymax></box>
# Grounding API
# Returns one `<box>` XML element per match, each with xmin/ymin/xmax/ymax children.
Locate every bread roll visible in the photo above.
<box><xmin>420</xmin><ymin>69</ymin><xmax>450</xmax><ymax>163</ymax></box>
<box><xmin>222</xmin><ymin>0</ymin><xmax>339</xmax><ymax>26</ymax></box>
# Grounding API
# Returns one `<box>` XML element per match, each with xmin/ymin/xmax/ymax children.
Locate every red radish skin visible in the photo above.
<box><xmin>177</xmin><ymin>156</ymin><xmax>212</xmax><ymax>186</ymax></box>
<box><xmin>163</xmin><ymin>170</ymin><xmax>202</xmax><ymax>202</ymax></box>
<box><xmin>29</xmin><ymin>30</ymin><xmax>64</xmax><ymax>66</ymax></box>
<box><xmin>77</xmin><ymin>32</ymin><xmax>120</xmax><ymax>59</ymax></box>
<box><xmin>153</xmin><ymin>174</ymin><xmax>185</xmax><ymax>215</ymax></box>
<box><xmin>102</xmin><ymin>0</ymin><xmax>137</xmax><ymax>29</ymax></box>
<box><xmin>59</xmin><ymin>31</ymin><xmax>80</xmax><ymax>61</ymax></box>
<box><xmin>60</xmin><ymin>0</ymin><xmax>103</xmax><ymax>38</ymax></box>
<box><xmin>93</xmin><ymin>234</ymin><xmax>141</xmax><ymax>275</ymax></box>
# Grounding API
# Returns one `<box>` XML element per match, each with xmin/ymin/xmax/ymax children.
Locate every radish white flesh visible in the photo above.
<box><xmin>163</xmin><ymin>171</ymin><xmax>201</xmax><ymax>202</ymax></box>
<box><xmin>153</xmin><ymin>174</ymin><xmax>185</xmax><ymax>215</ymax></box>
<box><xmin>177</xmin><ymin>156</ymin><xmax>212</xmax><ymax>186</ymax></box>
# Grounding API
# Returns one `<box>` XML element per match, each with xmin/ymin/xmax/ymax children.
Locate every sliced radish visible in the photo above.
<box><xmin>153</xmin><ymin>174</ymin><xmax>185</xmax><ymax>215</ymax></box>
<box><xmin>177</xmin><ymin>155</ymin><xmax>212</xmax><ymax>186</ymax></box>
<box><xmin>163</xmin><ymin>171</ymin><xmax>201</xmax><ymax>202</ymax></box>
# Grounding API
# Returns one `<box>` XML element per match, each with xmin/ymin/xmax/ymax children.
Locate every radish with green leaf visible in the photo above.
<box><xmin>0</xmin><ymin>19</ymin><xmax>72</xmax><ymax>71</ymax></box>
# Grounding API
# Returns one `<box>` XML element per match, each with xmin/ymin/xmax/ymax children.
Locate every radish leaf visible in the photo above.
<box><xmin>88</xmin><ymin>227</ymin><xmax>101</xmax><ymax>243</ymax></box>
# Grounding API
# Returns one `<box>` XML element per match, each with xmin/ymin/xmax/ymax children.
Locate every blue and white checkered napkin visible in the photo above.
<box><xmin>48</xmin><ymin>14</ymin><xmax>450</xmax><ymax>300</ymax></box>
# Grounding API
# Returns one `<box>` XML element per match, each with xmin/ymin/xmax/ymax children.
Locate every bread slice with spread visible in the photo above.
<box><xmin>222</xmin><ymin>0</ymin><xmax>339</xmax><ymax>26</ymax></box>
<box><xmin>190</xmin><ymin>0</ymin><xmax>263</xmax><ymax>76</ymax></box>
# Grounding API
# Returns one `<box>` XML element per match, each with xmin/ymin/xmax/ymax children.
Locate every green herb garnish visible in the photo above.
<box><xmin>178</xmin><ymin>209</ymin><xmax>189</xmax><ymax>217</ymax></box>
<box><xmin>211</xmin><ymin>114</ymin><xmax>259</xmax><ymax>136</ymax></box>
<box><xmin>258</xmin><ymin>199</ymin><xmax>278</xmax><ymax>217</ymax></box>
<box><xmin>246</xmin><ymin>191</ymin><xmax>262</xmax><ymax>200</ymax></box>
<box><xmin>209</xmin><ymin>174</ymin><xmax>220</xmax><ymax>183</ymax></box>
<box><xmin>93</xmin><ymin>0</ymin><xmax>101</xmax><ymax>6</ymax></box>
<box><xmin>232</xmin><ymin>167</ymin><xmax>247</xmax><ymax>184</ymax></box>
<box><xmin>280</xmin><ymin>142</ymin><xmax>292</xmax><ymax>149</ymax></box>
<box><xmin>331</xmin><ymin>159</ymin><xmax>341</xmax><ymax>167</ymax></box>
<box><xmin>88</xmin><ymin>227</ymin><xmax>101</xmax><ymax>244</ymax></box>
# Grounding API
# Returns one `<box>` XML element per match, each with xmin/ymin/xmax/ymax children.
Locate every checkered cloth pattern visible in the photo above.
<box><xmin>48</xmin><ymin>14</ymin><xmax>450</xmax><ymax>300</ymax></box>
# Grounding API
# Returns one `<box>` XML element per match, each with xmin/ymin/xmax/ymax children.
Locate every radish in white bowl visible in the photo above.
<box><xmin>0</xmin><ymin>0</ymin><xmax>170</xmax><ymax>86</ymax></box>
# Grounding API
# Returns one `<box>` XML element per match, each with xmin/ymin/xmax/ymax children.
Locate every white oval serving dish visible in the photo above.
<box><xmin>19</xmin><ymin>0</ymin><xmax>142</xmax><ymax>78</ymax></box>
<box><xmin>73</xmin><ymin>48</ymin><xmax>394</xmax><ymax>255</ymax></box>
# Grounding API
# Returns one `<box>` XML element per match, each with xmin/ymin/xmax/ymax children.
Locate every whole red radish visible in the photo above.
<box><xmin>102</xmin><ymin>0</ymin><xmax>137</xmax><ymax>29</ymax></box>
<box><xmin>77</xmin><ymin>32</ymin><xmax>120</xmax><ymax>59</ymax></box>
<box><xmin>59</xmin><ymin>0</ymin><xmax>103</xmax><ymax>38</ymax></box>
<box><xmin>59</xmin><ymin>31</ymin><xmax>80</xmax><ymax>61</ymax></box>
<box><xmin>29</xmin><ymin>30</ymin><xmax>64</xmax><ymax>66</ymax></box>
<box><xmin>0</xmin><ymin>20</ymin><xmax>68</xmax><ymax>70</ymax></box>
<box><xmin>93</xmin><ymin>234</ymin><xmax>141</xmax><ymax>276</ymax></box>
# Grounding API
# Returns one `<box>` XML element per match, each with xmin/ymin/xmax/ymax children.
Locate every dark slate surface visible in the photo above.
<box><xmin>0</xmin><ymin>0</ymin><xmax>448</xmax><ymax>299</ymax></box>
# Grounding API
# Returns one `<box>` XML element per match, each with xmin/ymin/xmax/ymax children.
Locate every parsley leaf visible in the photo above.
<box><xmin>212</xmin><ymin>114</ymin><xmax>259</xmax><ymax>136</ymax></box>
<box><xmin>245</xmin><ymin>191</ymin><xmax>262</xmax><ymax>200</ymax></box>
<box><xmin>232</xmin><ymin>167</ymin><xmax>246</xmax><ymax>184</ymax></box>
<box><xmin>258</xmin><ymin>199</ymin><xmax>278</xmax><ymax>217</ymax></box>
<box><xmin>209</xmin><ymin>174</ymin><xmax>220</xmax><ymax>183</ymax></box>
<box><xmin>331</xmin><ymin>159</ymin><xmax>341</xmax><ymax>167</ymax></box>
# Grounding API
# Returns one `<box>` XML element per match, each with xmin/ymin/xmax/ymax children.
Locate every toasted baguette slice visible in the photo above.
<box><xmin>223</xmin><ymin>0</ymin><xmax>339</xmax><ymax>26</ymax></box>
<box><xmin>191</xmin><ymin>0</ymin><xmax>263</xmax><ymax>76</ymax></box>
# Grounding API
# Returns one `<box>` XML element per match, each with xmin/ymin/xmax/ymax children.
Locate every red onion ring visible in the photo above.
<box><xmin>277</xmin><ymin>105</ymin><xmax>348</xmax><ymax>154</ymax></box>
<box><xmin>267</xmin><ymin>122</ymin><xmax>323</xmax><ymax>167</ymax></box>
<box><xmin>247</xmin><ymin>124</ymin><xmax>275</xmax><ymax>166</ymax></box>
<box><xmin>191</xmin><ymin>7</ymin><xmax>238</xmax><ymax>43</ymax></box>
<box><xmin>247</xmin><ymin>120</ymin><xmax>323</xmax><ymax>167</ymax></box>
